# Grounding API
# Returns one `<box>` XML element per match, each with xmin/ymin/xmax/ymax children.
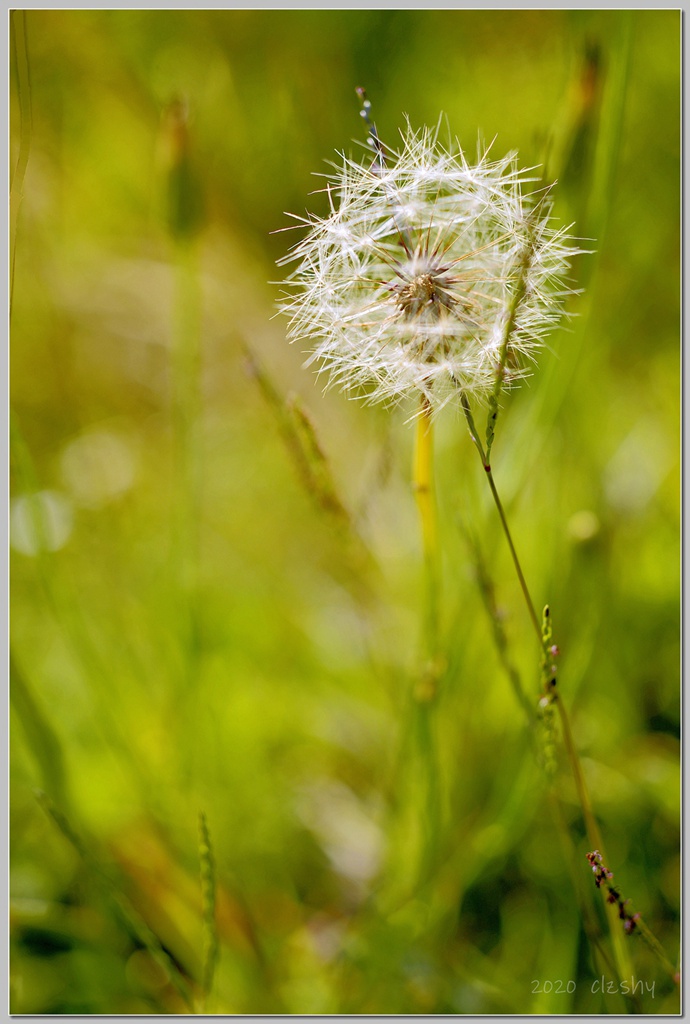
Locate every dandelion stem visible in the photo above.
<box><xmin>410</xmin><ymin>396</ymin><xmax>443</xmax><ymax>885</ymax></box>
<box><xmin>413</xmin><ymin>398</ymin><xmax>440</xmax><ymax>658</ymax></box>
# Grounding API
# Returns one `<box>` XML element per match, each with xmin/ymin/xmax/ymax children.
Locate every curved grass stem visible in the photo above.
<box><xmin>555</xmin><ymin>698</ymin><xmax>633</xmax><ymax>982</ymax></box>
<box><xmin>484</xmin><ymin>467</ymin><xmax>542</xmax><ymax>642</ymax></box>
<box><xmin>461</xmin><ymin>391</ymin><xmax>633</xmax><ymax>984</ymax></box>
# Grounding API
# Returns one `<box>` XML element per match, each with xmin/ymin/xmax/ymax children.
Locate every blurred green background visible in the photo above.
<box><xmin>10</xmin><ymin>9</ymin><xmax>680</xmax><ymax>1014</ymax></box>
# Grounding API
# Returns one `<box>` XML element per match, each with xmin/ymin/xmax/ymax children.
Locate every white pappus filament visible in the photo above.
<box><xmin>278</xmin><ymin>121</ymin><xmax>582</xmax><ymax>415</ymax></box>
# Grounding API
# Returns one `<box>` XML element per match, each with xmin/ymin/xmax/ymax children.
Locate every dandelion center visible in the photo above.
<box><xmin>393</xmin><ymin>260</ymin><xmax>467</xmax><ymax>324</ymax></box>
<box><xmin>396</xmin><ymin>272</ymin><xmax>439</xmax><ymax>317</ymax></box>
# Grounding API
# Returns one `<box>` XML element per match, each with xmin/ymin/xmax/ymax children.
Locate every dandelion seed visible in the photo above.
<box><xmin>278</xmin><ymin>117</ymin><xmax>582</xmax><ymax>415</ymax></box>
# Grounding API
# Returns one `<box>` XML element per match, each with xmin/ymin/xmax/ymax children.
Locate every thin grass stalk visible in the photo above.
<box><xmin>587</xmin><ymin>850</ymin><xmax>679</xmax><ymax>985</ymax></box>
<box><xmin>634</xmin><ymin>919</ymin><xmax>679</xmax><ymax>983</ymax></box>
<box><xmin>198</xmin><ymin>812</ymin><xmax>219</xmax><ymax>1012</ymax></box>
<box><xmin>465</xmin><ymin>524</ymin><xmax>534</xmax><ymax>723</ymax></box>
<box><xmin>484</xmin><ymin>244</ymin><xmax>533</xmax><ymax>466</ymax></box>
<box><xmin>461</xmin><ymin>393</ymin><xmax>633</xmax><ymax>984</ymax></box>
<box><xmin>467</xmin><ymin>533</ymin><xmax>629</xmax><ymax>1004</ymax></box>
<box><xmin>492</xmin><ymin>486</ymin><xmax>631</xmax><ymax>983</ymax></box>
<box><xmin>556</xmin><ymin>699</ymin><xmax>635</xmax><ymax>982</ymax></box>
<box><xmin>461</xmin><ymin>394</ymin><xmax>541</xmax><ymax>641</ymax></box>
<box><xmin>545</xmin><ymin>790</ymin><xmax>624</xmax><ymax>998</ymax></box>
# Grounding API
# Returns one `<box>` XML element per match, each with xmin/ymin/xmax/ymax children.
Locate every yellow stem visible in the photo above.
<box><xmin>413</xmin><ymin>399</ymin><xmax>437</xmax><ymax>562</ymax></box>
<box><xmin>413</xmin><ymin>398</ymin><xmax>439</xmax><ymax>663</ymax></box>
<box><xmin>410</xmin><ymin>397</ymin><xmax>443</xmax><ymax>884</ymax></box>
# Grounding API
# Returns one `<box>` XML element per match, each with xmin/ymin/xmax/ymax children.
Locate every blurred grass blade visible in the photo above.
<box><xmin>160</xmin><ymin>97</ymin><xmax>205</xmax><ymax>244</ymax></box>
<box><xmin>11</xmin><ymin>653</ymin><xmax>69</xmax><ymax>809</ymax></box>
<box><xmin>170</xmin><ymin>245</ymin><xmax>203</xmax><ymax>668</ymax></box>
<box><xmin>244</xmin><ymin>344</ymin><xmax>363</xmax><ymax>536</ymax></box>
<box><xmin>286</xmin><ymin>393</ymin><xmax>352</xmax><ymax>523</ymax></box>
<box><xmin>36</xmin><ymin>791</ymin><xmax>195</xmax><ymax>1010</ymax></box>
<box><xmin>244</xmin><ymin>347</ymin><xmax>377</xmax><ymax>601</ymax></box>
<box><xmin>10</xmin><ymin>410</ymin><xmax>148</xmax><ymax>777</ymax></box>
<box><xmin>10</xmin><ymin>9</ymin><xmax>32</xmax><ymax>315</ymax></box>
<box><xmin>244</xmin><ymin>344</ymin><xmax>347</xmax><ymax>519</ymax></box>
<box><xmin>586</xmin><ymin>11</ymin><xmax>633</xmax><ymax>254</ymax></box>
<box><xmin>549</xmin><ymin>13</ymin><xmax>632</xmax><ymax>255</ymax></box>
<box><xmin>198</xmin><ymin>812</ymin><xmax>219</xmax><ymax>1009</ymax></box>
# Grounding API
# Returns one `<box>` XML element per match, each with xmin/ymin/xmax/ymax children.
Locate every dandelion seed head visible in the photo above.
<box><xmin>278</xmin><ymin>121</ymin><xmax>583</xmax><ymax>414</ymax></box>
